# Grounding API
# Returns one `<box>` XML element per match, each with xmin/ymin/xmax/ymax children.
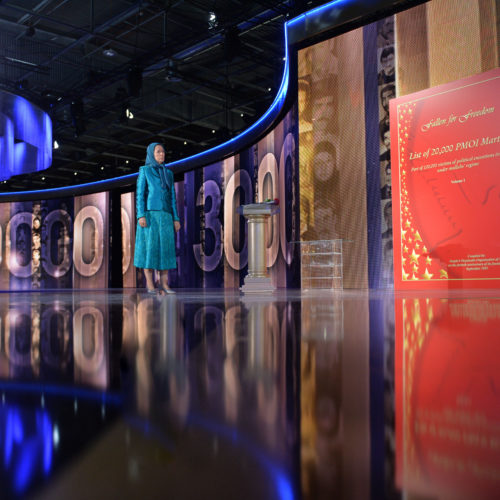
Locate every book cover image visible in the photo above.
<box><xmin>390</xmin><ymin>68</ymin><xmax>500</xmax><ymax>290</ymax></box>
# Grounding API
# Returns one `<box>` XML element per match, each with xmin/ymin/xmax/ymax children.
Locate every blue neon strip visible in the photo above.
<box><xmin>287</xmin><ymin>0</ymin><xmax>352</xmax><ymax>27</ymax></box>
<box><xmin>0</xmin><ymin>380</ymin><xmax>122</xmax><ymax>404</ymax></box>
<box><xmin>188</xmin><ymin>412</ymin><xmax>296</xmax><ymax>500</ymax></box>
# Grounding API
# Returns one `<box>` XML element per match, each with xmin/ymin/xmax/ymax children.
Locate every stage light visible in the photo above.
<box><xmin>74</xmin><ymin>172</ymin><xmax>77</xmax><ymax>176</ymax></box>
<box><xmin>125</xmin><ymin>108</ymin><xmax>134</xmax><ymax>119</ymax></box>
<box><xmin>184</xmin><ymin>141</ymin><xmax>187</xmax><ymax>145</ymax></box>
<box><xmin>53</xmin><ymin>140</ymin><xmax>59</xmax><ymax>149</ymax></box>
<box><xmin>100</xmin><ymin>166</ymin><xmax>104</xmax><ymax>170</ymax></box>
<box><xmin>41</xmin><ymin>177</ymin><xmax>45</xmax><ymax>180</ymax></box>
<box><xmin>208</xmin><ymin>11</ymin><xmax>218</xmax><ymax>29</ymax></box>
<box><xmin>165</xmin><ymin>60</ymin><xmax>182</xmax><ymax>82</ymax></box>
<box><xmin>212</xmin><ymin>129</ymin><xmax>216</xmax><ymax>134</ymax></box>
<box><xmin>103</xmin><ymin>48</ymin><xmax>116</xmax><ymax>57</ymax></box>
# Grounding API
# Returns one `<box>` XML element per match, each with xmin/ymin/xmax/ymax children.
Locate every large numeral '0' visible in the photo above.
<box><xmin>73</xmin><ymin>206</ymin><xmax>104</xmax><ymax>277</ymax></box>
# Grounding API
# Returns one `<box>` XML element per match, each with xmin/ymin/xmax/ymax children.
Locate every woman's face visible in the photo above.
<box><xmin>154</xmin><ymin>145</ymin><xmax>165</xmax><ymax>164</ymax></box>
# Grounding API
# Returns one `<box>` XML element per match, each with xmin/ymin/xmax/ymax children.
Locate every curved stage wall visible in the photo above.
<box><xmin>0</xmin><ymin>110</ymin><xmax>299</xmax><ymax>290</ymax></box>
<box><xmin>0</xmin><ymin>91</ymin><xmax>52</xmax><ymax>182</ymax></box>
<box><xmin>1</xmin><ymin>0</ymin><xmax>496</xmax><ymax>291</ymax></box>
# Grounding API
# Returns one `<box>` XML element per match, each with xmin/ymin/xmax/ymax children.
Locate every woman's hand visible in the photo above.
<box><xmin>174</xmin><ymin>220</ymin><xmax>181</xmax><ymax>232</ymax></box>
<box><xmin>138</xmin><ymin>217</ymin><xmax>147</xmax><ymax>228</ymax></box>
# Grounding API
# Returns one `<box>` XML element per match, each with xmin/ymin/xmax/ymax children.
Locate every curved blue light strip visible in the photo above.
<box><xmin>0</xmin><ymin>381</ymin><xmax>123</xmax><ymax>405</ymax></box>
<box><xmin>287</xmin><ymin>0</ymin><xmax>352</xmax><ymax>26</ymax></box>
<box><xmin>187</xmin><ymin>413</ymin><xmax>295</xmax><ymax>500</ymax></box>
<box><xmin>0</xmin><ymin>0</ymin><xmax>360</xmax><ymax>201</ymax></box>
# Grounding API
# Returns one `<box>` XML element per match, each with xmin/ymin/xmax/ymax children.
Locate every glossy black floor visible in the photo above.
<box><xmin>0</xmin><ymin>288</ymin><xmax>498</xmax><ymax>500</ymax></box>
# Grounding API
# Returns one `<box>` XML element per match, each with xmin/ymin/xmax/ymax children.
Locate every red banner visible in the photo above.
<box><xmin>390</xmin><ymin>69</ymin><xmax>500</xmax><ymax>289</ymax></box>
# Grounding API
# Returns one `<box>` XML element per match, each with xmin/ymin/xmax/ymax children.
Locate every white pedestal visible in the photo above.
<box><xmin>238</xmin><ymin>203</ymin><xmax>279</xmax><ymax>294</ymax></box>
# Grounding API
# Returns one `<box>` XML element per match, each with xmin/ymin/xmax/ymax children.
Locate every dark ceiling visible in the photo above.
<box><xmin>0</xmin><ymin>0</ymin><xmax>323</xmax><ymax>191</ymax></box>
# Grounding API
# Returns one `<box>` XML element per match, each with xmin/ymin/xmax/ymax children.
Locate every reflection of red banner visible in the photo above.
<box><xmin>395</xmin><ymin>297</ymin><xmax>500</xmax><ymax>498</ymax></box>
<box><xmin>390</xmin><ymin>68</ymin><xmax>500</xmax><ymax>289</ymax></box>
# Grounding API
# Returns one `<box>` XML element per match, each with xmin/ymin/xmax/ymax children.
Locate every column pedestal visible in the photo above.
<box><xmin>238</xmin><ymin>204</ymin><xmax>279</xmax><ymax>293</ymax></box>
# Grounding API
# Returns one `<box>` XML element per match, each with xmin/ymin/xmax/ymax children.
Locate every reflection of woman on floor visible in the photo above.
<box><xmin>134</xmin><ymin>142</ymin><xmax>181</xmax><ymax>294</ymax></box>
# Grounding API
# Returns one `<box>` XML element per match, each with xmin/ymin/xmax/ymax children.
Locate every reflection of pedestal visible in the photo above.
<box><xmin>238</xmin><ymin>203</ymin><xmax>279</xmax><ymax>293</ymax></box>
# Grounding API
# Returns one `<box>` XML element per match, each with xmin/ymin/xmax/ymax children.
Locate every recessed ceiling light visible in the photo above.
<box><xmin>103</xmin><ymin>48</ymin><xmax>116</xmax><ymax>57</ymax></box>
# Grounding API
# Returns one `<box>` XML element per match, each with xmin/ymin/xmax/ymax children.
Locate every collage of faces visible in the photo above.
<box><xmin>377</xmin><ymin>16</ymin><xmax>396</xmax><ymax>286</ymax></box>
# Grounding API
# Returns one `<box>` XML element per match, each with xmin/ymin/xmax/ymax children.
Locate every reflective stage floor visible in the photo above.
<box><xmin>0</xmin><ymin>288</ymin><xmax>499</xmax><ymax>499</ymax></box>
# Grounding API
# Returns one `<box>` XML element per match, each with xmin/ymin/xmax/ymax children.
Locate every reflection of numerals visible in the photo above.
<box><xmin>73</xmin><ymin>303</ymin><xmax>104</xmax><ymax>372</ymax></box>
<box><xmin>41</xmin><ymin>305</ymin><xmax>71</xmax><ymax>367</ymax></box>
<box><xmin>5</xmin><ymin>303</ymin><xmax>32</xmax><ymax>365</ymax></box>
<box><xmin>42</xmin><ymin>209</ymin><xmax>72</xmax><ymax>278</ymax></box>
<box><xmin>6</xmin><ymin>212</ymin><xmax>33</xmax><ymax>278</ymax></box>
<box><xmin>224</xmin><ymin>169</ymin><xmax>251</xmax><ymax>270</ymax></box>
<box><xmin>194</xmin><ymin>306</ymin><xmax>224</xmax><ymax>337</ymax></box>
<box><xmin>194</xmin><ymin>180</ymin><xmax>222</xmax><ymax>272</ymax></box>
<box><xmin>73</xmin><ymin>206</ymin><xmax>104</xmax><ymax>277</ymax></box>
<box><xmin>279</xmin><ymin>133</ymin><xmax>296</xmax><ymax>265</ymax></box>
<box><xmin>258</xmin><ymin>153</ymin><xmax>279</xmax><ymax>267</ymax></box>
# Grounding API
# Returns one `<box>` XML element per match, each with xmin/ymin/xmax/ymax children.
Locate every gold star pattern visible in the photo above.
<box><xmin>422</xmin><ymin>268</ymin><xmax>433</xmax><ymax>280</ymax></box>
<box><xmin>395</xmin><ymin>101</ymin><xmax>452</xmax><ymax>285</ymax></box>
<box><xmin>410</xmin><ymin>249</ymin><xmax>420</xmax><ymax>265</ymax></box>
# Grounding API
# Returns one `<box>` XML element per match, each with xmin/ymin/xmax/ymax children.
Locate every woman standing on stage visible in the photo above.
<box><xmin>134</xmin><ymin>142</ymin><xmax>181</xmax><ymax>294</ymax></box>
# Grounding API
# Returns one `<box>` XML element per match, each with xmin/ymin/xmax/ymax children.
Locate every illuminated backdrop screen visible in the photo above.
<box><xmin>0</xmin><ymin>109</ymin><xmax>299</xmax><ymax>290</ymax></box>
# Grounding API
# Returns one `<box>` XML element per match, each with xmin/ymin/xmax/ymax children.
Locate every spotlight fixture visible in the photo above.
<box><xmin>53</xmin><ymin>140</ymin><xmax>59</xmax><ymax>149</ymax></box>
<box><xmin>125</xmin><ymin>108</ymin><xmax>134</xmax><ymax>119</ymax></box>
<box><xmin>103</xmin><ymin>47</ymin><xmax>116</xmax><ymax>57</ymax></box>
<box><xmin>208</xmin><ymin>11</ymin><xmax>218</xmax><ymax>29</ymax></box>
<box><xmin>165</xmin><ymin>60</ymin><xmax>182</xmax><ymax>82</ymax></box>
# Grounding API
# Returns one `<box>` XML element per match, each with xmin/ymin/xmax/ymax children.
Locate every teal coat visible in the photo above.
<box><xmin>134</xmin><ymin>143</ymin><xmax>179</xmax><ymax>271</ymax></box>
<box><xmin>136</xmin><ymin>165</ymin><xmax>180</xmax><ymax>220</ymax></box>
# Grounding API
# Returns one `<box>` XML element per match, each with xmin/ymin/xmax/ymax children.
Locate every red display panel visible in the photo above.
<box><xmin>395</xmin><ymin>296</ymin><xmax>500</xmax><ymax>498</ymax></box>
<box><xmin>390</xmin><ymin>68</ymin><xmax>500</xmax><ymax>289</ymax></box>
